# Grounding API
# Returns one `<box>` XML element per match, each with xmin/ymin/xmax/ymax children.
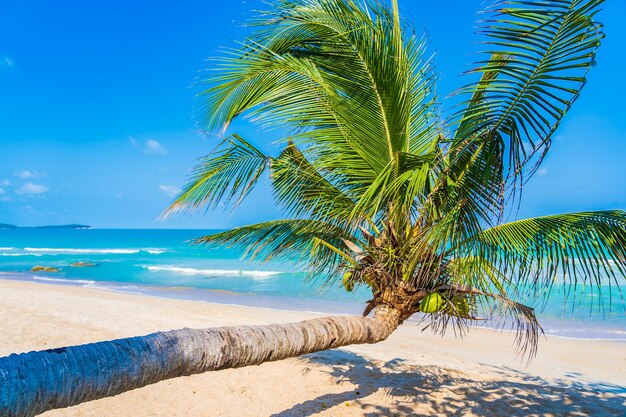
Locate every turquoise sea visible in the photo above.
<box><xmin>0</xmin><ymin>228</ymin><xmax>624</xmax><ymax>340</ymax></box>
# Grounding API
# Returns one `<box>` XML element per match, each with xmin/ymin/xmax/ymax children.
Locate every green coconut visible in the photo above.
<box><xmin>419</xmin><ymin>292</ymin><xmax>443</xmax><ymax>313</ymax></box>
<box><xmin>342</xmin><ymin>272</ymin><xmax>354</xmax><ymax>292</ymax></box>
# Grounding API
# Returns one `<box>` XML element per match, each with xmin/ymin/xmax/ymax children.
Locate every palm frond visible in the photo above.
<box><xmin>423</xmin><ymin>137</ymin><xmax>506</xmax><ymax>250</ymax></box>
<box><xmin>270</xmin><ymin>143</ymin><xmax>356</xmax><ymax>226</ymax></box>
<box><xmin>432</xmin><ymin>283</ymin><xmax>542</xmax><ymax>359</ymax></box>
<box><xmin>451</xmin><ymin>0</ymin><xmax>604</xmax><ymax>202</ymax></box>
<box><xmin>194</xmin><ymin>219</ymin><xmax>356</xmax><ymax>281</ymax></box>
<box><xmin>442</xmin><ymin>257</ymin><xmax>541</xmax><ymax>358</ymax></box>
<box><xmin>196</xmin><ymin>0</ymin><xmax>439</xmax><ymax>203</ymax></box>
<box><xmin>452</xmin><ymin>210</ymin><xmax>626</xmax><ymax>305</ymax></box>
<box><xmin>446</xmin><ymin>256</ymin><xmax>510</xmax><ymax>294</ymax></box>
<box><xmin>163</xmin><ymin>134</ymin><xmax>269</xmax><ymax>216</ymax></box>
<box><xmin>427</xmin><ymin>0</ymin><xmax>605</xmax><ymax>265</ymax></box>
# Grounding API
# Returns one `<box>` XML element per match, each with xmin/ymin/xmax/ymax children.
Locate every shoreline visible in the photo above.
<box><xmin>0</xmin><ymin>271</ymin><xmax>364</xmax><ymax>317</ymax></box>
<box><xmin>1</xmin><ymin>278</ymin><xmax>625</xmax><ymax>416</ymax></box>
<box><xmin>2</xmin><ymin>270</ymin><xmax>625</xmax><ymax>343</ymax></box>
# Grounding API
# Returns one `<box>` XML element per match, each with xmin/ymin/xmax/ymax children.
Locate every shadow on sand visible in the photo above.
<box><xmin>271</xmin><ymin>350</ymin><xmax>625</xmax><ymax>417</ymax></box>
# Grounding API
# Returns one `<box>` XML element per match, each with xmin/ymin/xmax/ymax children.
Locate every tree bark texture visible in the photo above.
<box><xmin>0</xmin><ymin>305</ymin><xmax>402</xmax><ymax>417</ymax></box>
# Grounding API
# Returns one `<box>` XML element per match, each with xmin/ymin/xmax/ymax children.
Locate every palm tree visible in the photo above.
<box><xmin>2</xmin><ymin>0</ymin><xmax>624</xmax><ymax>416</ymax></box>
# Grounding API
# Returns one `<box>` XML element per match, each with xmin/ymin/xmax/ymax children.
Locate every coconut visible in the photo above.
<box><xmin>342</xmin><ymin>272</ymin><xmax>354</xmax><ymax>292</ymax></box>
<box><xmin>419</xmin><ymin>292</ymin><xmax>443</xmax><ymax>313</ymax></box>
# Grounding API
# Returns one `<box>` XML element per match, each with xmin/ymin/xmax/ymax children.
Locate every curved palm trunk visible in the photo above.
<box><xmin>0</xmin><ymin>305</ymin><xmax>401</xmax><ymax>417</ymax></box>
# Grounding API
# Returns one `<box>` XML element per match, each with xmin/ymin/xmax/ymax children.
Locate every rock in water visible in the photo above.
<box><xmin>70</xmin><ymin>262</ymin><xmax>97</xmax><ymax>267</ymax></box>
<box><xmin>31</xmin><ymin>266</ymin><xmax>60</xmax><ymax>272</ymax></box>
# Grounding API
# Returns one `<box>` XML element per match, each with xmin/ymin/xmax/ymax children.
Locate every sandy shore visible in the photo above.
<box><xmin>1</xmin><ymin>278</ymin><xmax>624</xmax><ymax>416</ymax></box>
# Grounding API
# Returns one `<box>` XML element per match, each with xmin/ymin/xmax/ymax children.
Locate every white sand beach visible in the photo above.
<box><xmin>1</xmin><ymin>278</ymin><xmax>624</xmax><ymax>416</ymax></box>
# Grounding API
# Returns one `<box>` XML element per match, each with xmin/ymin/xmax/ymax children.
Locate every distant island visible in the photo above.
<box><xmin>0</xmin><ymin>224</ymin><xmax>91</xmax><ymax>230</ymax></box>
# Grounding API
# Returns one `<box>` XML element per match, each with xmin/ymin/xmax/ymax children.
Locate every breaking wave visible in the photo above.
<box><xmin>22</xmin><ymin>247</ymin><xmax>165</xmax><ymax>255</ymax></box>
<box><xmin>143</xmin><ymin>265</ymin><xmax>281</xmax><ymax>278</ymax></box>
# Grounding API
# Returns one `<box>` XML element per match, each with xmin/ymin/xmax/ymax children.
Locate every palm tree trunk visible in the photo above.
<box><xmin>0</xmin><ymin>305</ymin><xmax>402</xmax><ymax>417</ymax></box>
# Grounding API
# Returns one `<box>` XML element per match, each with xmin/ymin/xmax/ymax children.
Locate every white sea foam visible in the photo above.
<box><xmin>1</xmin><ymin>252</ymin><xmax>43</xmax><ymax>257</ymax></box>
<box><xmin>144</xmin><ymin>265</ymin><xmax>281</xmax><ymax>278</ymax></box>
<box><xmin>145</xmin><ymin>249</ymin><xmax>166</xmax><ymax>254</ymax></box>
<box><xmin>25</xmin><ymin>247</ymin><xmax>140</xmax><ymax>254</ymax></box>
<box><xmin>0</xmin><ymin>247</ymin><xmax>15</xmax><ymax>250</ymax></box>
<box><xmin>32</xmin><ymin>276</ymin><xmax>96</xmax><ymax>285</ymax></box>
<box><xmin>23</xmin><ymin>247</ymin><xmax>165</xmax><ymax>255</ymax></box>
<box><xmin>84</xmin><ymin>283</ymin><xmax>144</xmax><ymax>295</ymax></box>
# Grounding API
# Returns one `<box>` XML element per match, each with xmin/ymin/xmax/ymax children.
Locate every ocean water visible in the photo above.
<box><xmin>0</xmin><ymin>228</ymin><xmax>624</xmax><ymax>340</ymax></box>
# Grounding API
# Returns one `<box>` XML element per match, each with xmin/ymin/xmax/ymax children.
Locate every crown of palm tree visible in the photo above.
<box><xmin>165</xmin><ymin>0</ymin><xmax>624</xmax><ymax>358</ymax></box>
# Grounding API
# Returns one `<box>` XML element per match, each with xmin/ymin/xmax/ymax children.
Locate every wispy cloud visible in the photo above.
<box><xmin>16</xmin><ymin>183</ymin><xmax>48</xmax><ymax>195</ymax></box>
<box><xmin>0</xmin><ymin>179</ymin><xmax>10</xmax><ymax>187</ymax></box>
<box><xmin>158</xmin><ymin>185</ymin><xmax>180</xmax><ymax>198</ymax></box>
<box><xmin>537</xmin><ymin>168</ymin><xmax>548</xmax><ymax>176</ymax></box>
<box><xmin>130</xmin><ymin>136</ymin><xmax>168</xmax><ymax>156</ymax></box>
<box><xmin>0</xmin><ymin>187</ymin><xmax>5</xmax><ymax>195</ymax></box>
<box><xmin>14</xmin><ymin>170</ymin><xmax>37</xmax><ymax>180</ymax></box>
<box><xmin>1</xmin><ymin>55</ymin><xmax>15</xmax><ymax>70</ymax></box>
<box><xmin>145</xmin><ymin>139</ymin><xmax>168</xmax><ymax>155</ymax></box>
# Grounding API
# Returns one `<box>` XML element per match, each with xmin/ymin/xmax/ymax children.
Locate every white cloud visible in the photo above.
<box><xmin>129</xmin><ymin>137</ymin><xmax>168</xmax><ymax>155</ymax></box>
<box><xmin>158</xmin><ymin>185</ymin><xmax>180</xmax><ymax>198</ymax></box>
<box><xmin>0</xmin><ymin>187</ymin><xmax>4</xmax><ymax>195</ymax></box>
<box><xmin>0</xmin><ymin>179</ymin><xmax>10</xmax><ymax>186</ymax></box>
<box><xmin>16</xmin><ymin>183</ymin><xmax>48</xmax><ymax>195</ymax></box>
<box><xmin>15</xmin><ymin>170</ymin><xmax>37</xmax><ymax>179</ymax></box>
<box><xmin>1</xmin><ymin>55</ymin><xmax>15</xmax><ymax>69</ymax></box>
<box><xmin>537</xmin><ymin>168</ymin><xmax>548</xmax><ymax>176</ymax></box>
<box><xmin>144</xmin><ymin>139</ymin><xmax>168</xmax><ymax>155</ymax></box>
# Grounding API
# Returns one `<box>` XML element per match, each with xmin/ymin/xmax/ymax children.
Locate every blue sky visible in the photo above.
<box><xmin>0</xmin><ymin>0</ymin><xmax>624</xmax><ymax>228</ymax></box>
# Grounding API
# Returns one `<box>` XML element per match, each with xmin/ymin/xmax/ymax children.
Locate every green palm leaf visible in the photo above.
<box><xmin>453</xmin><ymin>0</ymin><xmax>604</xmax><ymax>181</ymax></box>
<box><xmin>194</xmin><ymin>219</ymin><xmax>356</xmax><ymax>282</ymax></box>
<box><xmin>453</xmin><ymin>210</ymin><xmax>626</xmax><ymax>303</ymax></box>
<box><xmin>196</xmin><ymin>0</ymin><xmax>438</xmax><ymax>190</ymax></box>
<box><xmin>270</xmin><ymin>143</ymin><xmax>356</xmax><ymax>225</ymax></box>
<box><xmin>425</xmin><ymin>0</ymin><xmax>605</xmax><ymax>259</ymax></box>
<box><xmin>164</xmin><ymin>134</ymin><xmax>269</xmax><ymax>216</ymax></box>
